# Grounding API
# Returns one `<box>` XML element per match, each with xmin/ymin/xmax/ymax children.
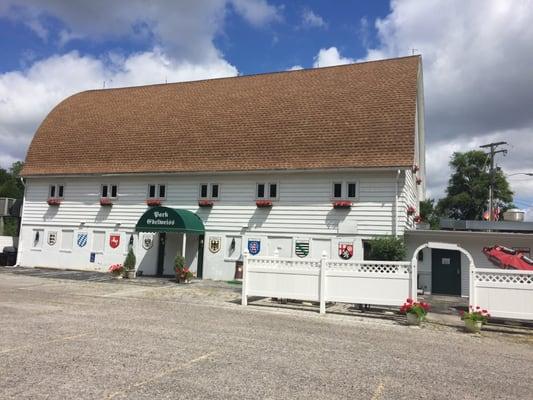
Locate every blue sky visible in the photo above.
<box><xmin>0</xmin><ymin>0</ymin><xmax>532</xmax><ymax>214</ymax></box>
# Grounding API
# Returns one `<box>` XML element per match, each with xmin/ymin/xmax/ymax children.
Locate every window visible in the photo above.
<box><xmin>49</xmin><ymin>184</ymin><xmax>64</xmax><ymax>199</ymax></box>
<box><xmin>199</xmin><ymin>183</ymin><xmax>220</xmax><ymax>200</ymax></box>
<box><xmin>256</xmin><ymin>182</ymin><xmax>278</xmax><ymax>199</ymax></box>
<box><xmin>332</xmin><ymin>182</ymin><xmax>358</xmax><ymax>200</ymax></box>
<box><xmin>333</xmin><ymin>183</ymin><xmax>342</xmax><ymax>199</ymax></box>
<box><xmin>148</xmin><ymin>184</ymin><xmax>166</xmax><ymax>199</ymax></box>
<box><xmin>101</xmin><ymin>184</ymin><xmax>118</xmax><ymax>199</ymax></box>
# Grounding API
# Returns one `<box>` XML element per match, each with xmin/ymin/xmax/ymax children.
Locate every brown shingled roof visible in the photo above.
<box><xmin>22</xmin><ymin>56</ymin><xmax>421</xmax><ymax>176</ymax></box>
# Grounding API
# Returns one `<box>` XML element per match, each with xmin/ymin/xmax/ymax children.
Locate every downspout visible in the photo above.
<box><xmin>15</xmin><ymin>177</ymin><xmax>25</xmax><ymax>266</ymax></box>
<box><xmin>394</xmin><ymin>169</ymin><xmax>401</xmax><ymax>237</ymax></box>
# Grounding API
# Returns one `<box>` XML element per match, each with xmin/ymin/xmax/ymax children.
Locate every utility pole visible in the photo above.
<box><xmin>480</xmin><ymin>142</ymin><xmax>508</xmax><ymax>221</ymax></box>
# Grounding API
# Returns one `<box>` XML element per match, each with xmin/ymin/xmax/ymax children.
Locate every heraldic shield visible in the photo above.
<box><xmin>248</xmin><ymin>239</ymin><xmax>261</xmax><ymax>255</ymax></box>
<box><xmin>338</xmin><ymin>243</ymin><xmax>353</xmax><ymax>260</ymax></box>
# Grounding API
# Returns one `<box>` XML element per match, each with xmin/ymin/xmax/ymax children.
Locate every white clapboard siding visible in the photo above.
<box><xmin>22</xmin><ymin>171</ymin><xmax>413</xmax><ymax>236</ymax></box>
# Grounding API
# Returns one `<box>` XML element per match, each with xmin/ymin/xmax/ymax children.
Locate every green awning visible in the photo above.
<box><xmin>135</xmin><ymin>206</ymin><xmax>205</xmax><ymax>234</ymax></box>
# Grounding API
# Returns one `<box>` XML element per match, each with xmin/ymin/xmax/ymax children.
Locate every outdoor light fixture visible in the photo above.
<box><xmin>34</xmin><ymin>231</ymin><xmax>40</xmax><ymax>243</ymax></box>
<box><xmin>230</xmin><ymin>237</ymin><xmax>236</xmax><ymax>254</ymax></box>
<box><xmin>129</xmin><ymin>234</ymin><xmax>134</xmax><ymax>249</ymax></box>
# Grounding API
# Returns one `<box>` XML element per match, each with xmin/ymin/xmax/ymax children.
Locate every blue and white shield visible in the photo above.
<box><xmin>77</xmin><ymin>233</ymin><xmax>88</xmax><ymax>248</ymax></box>
<box><xmin>248</xmin><ymin>240</ymin><xmax>261</xmax><ymax>255</ymax></box>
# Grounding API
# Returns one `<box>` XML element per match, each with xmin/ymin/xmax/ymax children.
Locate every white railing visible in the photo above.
<box><xmin>470</xmin><ymin>267</ymin><xmax>533</xmax><ymax>321</ymax></box>
<box><xmin>242</xmin><ymin>250</ymin><xmax>416</xmax><ymax>314</ymax></box>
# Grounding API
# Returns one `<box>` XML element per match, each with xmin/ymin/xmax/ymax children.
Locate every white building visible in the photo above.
<box><xmin>17</xmin><ymin>56</ymin><xmax>425</xmax><ymax>280</ymax></box>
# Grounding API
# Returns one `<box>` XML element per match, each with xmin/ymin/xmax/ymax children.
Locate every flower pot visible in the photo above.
<box><xmin>464</xmin><ymin>319</ymin><xmax>483</xmax><ymax>333</ymax></box>
<box><xmin>406</xmin><ymin>312</ymin><xmax>421</xmax><ymax>326</ymax></box>
<box><xmin>113</xmin><ymin>274</ymin><xmax>123</xmax><ymax>280</ymax></box>
<box><xmin>124</xmin><ymin>270</ymin><xmax>136</xmax><ymax>279</ymax></box>
<box><xmin>177</xmin><ymin>277</ymin><xmax>190</xmax><ymax>284</ymax></box>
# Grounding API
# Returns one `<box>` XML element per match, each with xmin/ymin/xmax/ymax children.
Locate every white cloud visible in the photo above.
<box><xmin>359</xmin><ymin>0</ymin><xmax>533</xmax><ymax>204</ymax></box>
<box><xmin>0</xmin><ymin>51</ymin><xmax>237</xmax><ymax>166</ymax></box>
<box><xmin>300</xmin><ymin>8</ymin><xmax>327</xmax><ymax>29</ymax></box>
<box><xmin>313</xmin><ymin>47</ymin><xmax>354</xmax><ymax>68</ymax></box>
<box><xmin>287</xmin><ymin>65</ymin><xmax>303</xmax><ymax>71</ymax></box>
<box><xmin>230</xmin><ymin>0</ymin><xmax>282</xmax><ymax>27</ymax></box>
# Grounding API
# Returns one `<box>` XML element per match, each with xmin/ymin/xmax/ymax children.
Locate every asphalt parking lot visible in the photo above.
<box><xmin>1</xmin><ymin>267</ymin><xmax>532</xmax><ymax>399</ymax></box>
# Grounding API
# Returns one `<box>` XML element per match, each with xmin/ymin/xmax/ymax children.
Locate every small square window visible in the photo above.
<box><xmin>347</xmin><ymin>183</ymin><xmax>357</xmax><ymax>198</ymax></box>
<box><xmin>148</xmin><ymin>185</ymin><xmax>156</xmax><ymax>198</ymax></box>
<box><xmin>101</xmin><ymin>185</ymin><xmax>108</xmax><ymax>198</ymax></box>
<box><xmin>257</xmin><ymin>184</ymin><xmax>265</xmax><ymax>198</ymax></box>
<box><xmin>200</xmin><ymin>184</ymin><xmax>208</xmax><ymax>199</ymax></box>
<box><xmin>333</xmin><ymin>183</ymin><xmax>342</xmax><ymax>198</ymax></box>
<box><xmin>158</xmin><ymin>185</ymin><xmax>166</xmax><ymax>198</ymax></box>
<box><xmin>110</xmin><ymin>185</ymin><xmax>118</xmax><ymax>198</ymax></box>
<box><xmin>58</xmin><ymin>185</ymin><xmax>64</xmax><ymax>198</ymax></box>
<box><xmin>211</xmin><ymin>184</ymin><xmax>219</xmax><ymax>199</ymax></box>
<box><xmin>269</xmin><ymin>183</ymin><xmax>277</xmax><ymax>199</ymax></box>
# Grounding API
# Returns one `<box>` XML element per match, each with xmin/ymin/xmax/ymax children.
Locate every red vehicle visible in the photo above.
<box><xmin>483</xmin><ymin>245</ymin><xmax>533</xmax><ymax>271</ymax></box>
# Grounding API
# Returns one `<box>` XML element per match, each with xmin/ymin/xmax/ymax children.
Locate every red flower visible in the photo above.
<box><xmin>332</xmin><ymin>201</ymin><xmax>352</xmax><ymax>209</ymax></box>
<box><xmin>256</xmin><ymin>200</ymin><xmax>273</xmax><ymax>208</ymax></box>
<box><xmin>406</xmin><ymin>298</ymin><xmax>413</xmax><ymax>304</ymax></box>
<box><xmin>482</xmin><ymin>309</ymin><xmax>487</xmax><ymax>313</ymax></box>
<box><xmin>476</xmin><ymin>306</ymin><xmax>480</xmax><ymax>310</ymax></box>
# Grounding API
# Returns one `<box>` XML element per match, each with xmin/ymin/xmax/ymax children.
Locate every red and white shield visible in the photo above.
<box><xmin>109</xmin><ymin>234</ymin><xmax>121</xmax><ymax>249</ymax></box>
<box><xmin>338</xmin><ymin>243</ymin><xmax>353</xmax><ymax>260</ymax></box>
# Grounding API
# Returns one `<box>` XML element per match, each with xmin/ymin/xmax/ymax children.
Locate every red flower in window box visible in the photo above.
<box><xmin>412</xmin><ymin>164</ymin><xmax>419</xmax><ymax>173</ymax></box>
<box><xmin>146</xmin><ymin>199</ymin><xmax>162</xmax><ymax>207</ymax></box>
<box><xmin>47</xmin><ymin>198</ymin><xmax>61</xmax><ymax>206</ymax></box>
<box><xmin>256</xmin><ymin>200</ymin><xmax>273</xmax><ymax>208</ymax></box>
<box><xmin>416</xmin><ymin>177</ymin><xmax>422</xmax><ymax>185</ymax></box>
<box><xmin>414</xmin><ymin>215</ymin><xmax>422</xmax><ymax>223</ymax></box>
<box><xmin>198</xmin><ymin>200</ymin><xmax>213</xmax><ymax>207</ymax></box>
<box><xmin>407</xmin><ymin>206</ymin><xmax>416</xmax><ymax>215</ymax></box>
<box><xmin>100</xmin><ymin>197</ymin><xmax>113</xmax><ymax>206</ymax></box>
<box><xmin>332</xmin><ymin>201</ymin><xmax>352</xmax><ymax>209</ymax></box>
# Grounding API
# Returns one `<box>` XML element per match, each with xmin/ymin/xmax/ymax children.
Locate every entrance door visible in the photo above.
<box><xmin>156</xmin><ymin>232</ymin><xmax>166</xmax><ymax>276</ymax></box>
<box><xmin>197</xmin><ymin>234</ymin><xmax>204</xmax><ymax>279</ymax></box>
<box><xmin>431</xmin><ymin>249</ymin><xmax>461</xmax><ymax>295</ymax></box>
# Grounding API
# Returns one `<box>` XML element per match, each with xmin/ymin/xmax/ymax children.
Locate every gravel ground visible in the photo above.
<box><xmin>0</xmin><ymin>267</ymin><xmax>532</xmax><ymax>399</ymax></box>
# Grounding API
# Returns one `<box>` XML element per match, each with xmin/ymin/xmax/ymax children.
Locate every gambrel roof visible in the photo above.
<box><xmin>22</xmin><ymin>56</ymin><xmax>421</xmax><ymax>176</ymax></box>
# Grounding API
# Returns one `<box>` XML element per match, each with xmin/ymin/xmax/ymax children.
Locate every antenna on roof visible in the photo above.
<box><xmin>410</xmin><ymin>48</ymin><xmax>419</xmax><ymax>55</ymax></box>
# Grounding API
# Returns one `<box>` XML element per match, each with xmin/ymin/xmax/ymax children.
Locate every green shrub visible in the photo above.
<box><xmin>368</xmin><ymin>236</ymin><xmax>406</xmax><ymax>261</ymax></box>
<box><xmin>174</xmin><ymin>255</ymin><xmax>186</xmax><ymax>271</ymax></box>
<box><xmin>124</xmin><ymin>249</ymin><xmax>136</xmax><ymax>271</ymax></box>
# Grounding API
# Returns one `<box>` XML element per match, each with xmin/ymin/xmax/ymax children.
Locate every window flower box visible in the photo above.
<box><xmin>100</xmin><ymin>197</ymin><xmax>113</xmax><ymax>206</ymax></box>
<box><xmin>407</xmin><ymin>206</ymin><xmax>416</xmax><ymax>215</ymax></box>
<box><xmin>416</xmin><ymin>177</ymin><xmax>422</xmax><ymax>185</ymax></box>
<box><xmin>332</xmin><ymin>200</ymin><xmax>352</xmax><ymax>209</ymax></box>
<box><xmin>256</xmin><ymin>200</ymin><xmax>273</xmax><ymax>208</ymax></box>
<box><xmin>414</xmin><ymin>215</ymin><xmax>422</xmax><ymax>223</ymax></box>
<box><xmin>198</xmin><ymin>200</ymin><xmax>214</xmax><ymax>207</ymax></box>
<box><xmin>412</xmin><ymin>164</ymin><xmax>419</xmax><ymax>173</ymax></box>
<box><xmin>47</xmin><ymin>198</ymin><xmax>61</xmax><ymax>206</ymax></box>
<box><xmin>146</xmin><ymin>199</ymin><xmax>162</xmax><ymax>207</ymax></box>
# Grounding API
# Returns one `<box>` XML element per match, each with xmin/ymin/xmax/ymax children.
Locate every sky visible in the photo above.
<box><xmin>1</xmin><ymin>0</ymin><xmax>533</xmax><ymax>216</ymax></box>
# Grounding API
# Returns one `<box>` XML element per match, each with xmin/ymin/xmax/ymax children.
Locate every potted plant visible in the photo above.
<box><xmin>332</xmin><ymin>200</ymin><xmax>352</xmax><ymax>209</ymax></box>
<box><xmin>256</xmin><ymin>200</ymin><xmax>273</xmax><ymax>208</ymax></box>
<box><xmin>123</xmin><ymin>248</ymin><xmax>136</xmax><ymax>279</ymax></box>
<box><xmin>47</xmin><ymin>198</ymin><xmax>61</xmax><ymax>206</ymax></box>
<box><xmin>400</xmin><ymin>298</ymin><xmax>431</xmax><ymax>326</ymax></box>
<box><xmin>406</xmin><ymin>206</ymin><xmax>416</xmax><ymax>215</ymax></box>
<box><xmin>174</xmin><ymin>255</ymin><xmax>194</xmax><ymax>283</ymax></box>
<box><xmin>100</xmin><ymin>197</ymin><xmax>113</xmax><ymax>206</ymax></box>
<box><xmin>108</xmin><ymin>263</ymin><xmax>125</xmax><ymax>279</ymax></box>
<box><xmin>460</xmin><ymin>306</ymin><xmax>490</xmax><ymax>333</ymax></box>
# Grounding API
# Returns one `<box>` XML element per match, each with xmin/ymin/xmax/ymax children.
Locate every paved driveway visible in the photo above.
<box><xmin>1</xmin><ymin>267</ymin><xmax>532</xmax><ymax>399</ymax></box>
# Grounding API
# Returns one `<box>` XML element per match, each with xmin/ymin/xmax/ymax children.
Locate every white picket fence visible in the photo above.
<box><xmin>242</xmin><ymin>250</ymin><xmax>416</xmax><ymax>314</ymax></box>
<box><xmin>470</xmin><ymin>267</ymin><xmax>533</xmax><ymax>321</ymax></box>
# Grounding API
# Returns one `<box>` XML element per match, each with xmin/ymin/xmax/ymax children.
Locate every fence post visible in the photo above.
<box><xmin>469</xmin><ymin>262</ymin><xmax>476</xmax><ymax>307</ymax></box>
<box><xmin>319</xmin><ymin>251</ymin><xmax>327</xmax><ymax>314</ymax></box>
<box><xmin>411</xmin><ymin>259</ymin><xmax>418</xmax><ymax>301</ymax></box>
<box><xmin>242</xmin><ymin>250</ymin><xmax>249</xmax><ymax>306</ymax></box>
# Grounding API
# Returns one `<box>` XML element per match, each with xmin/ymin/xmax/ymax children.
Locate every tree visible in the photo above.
<box><xmin>419</xmin><ymin>199</ymin><xmax>440</xmax><ymax>229</ymax></box>
<box><xmin>437</xmin><ymin>150</ymin><xmax>513</xmax><ymax>220</ymax></box>
<box><xmin>0</xmin><ymin>161</ymin><xmax>24</xmax><ymax>199</ymax></box>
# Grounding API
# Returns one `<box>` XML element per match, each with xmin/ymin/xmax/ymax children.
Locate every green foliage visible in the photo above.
<box><xmin>174</xmin><ymin>255</ymin><xmax>186</xmax><ymax>271</ymax></box>
<box><xmin>2</xmin><ymin>217</ymin><xmax>19</xmax><ymax>236</ymax></box>
<box><xmin>437</xmin><ymin>151</ymin><xmax>513</xmax><ymax>220</ymax></box>
<box><xmin>368</xmin><ymin>236</ymin><xmax>406</xmax><ymax>261</ymax></box>
<box><xmin>123</xmin><ymin>249</ymin><xmax>136</xmax><ymax>271</ymax></box>
<box><xmin>419</xmin><ymin>199</ymin><xmax>441</xmax><ymax>229</ymax></box>
<box><xmin>0</xmin><ymin>161</ymin><xmax>24</xmax><ymax>199</ymax></box>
